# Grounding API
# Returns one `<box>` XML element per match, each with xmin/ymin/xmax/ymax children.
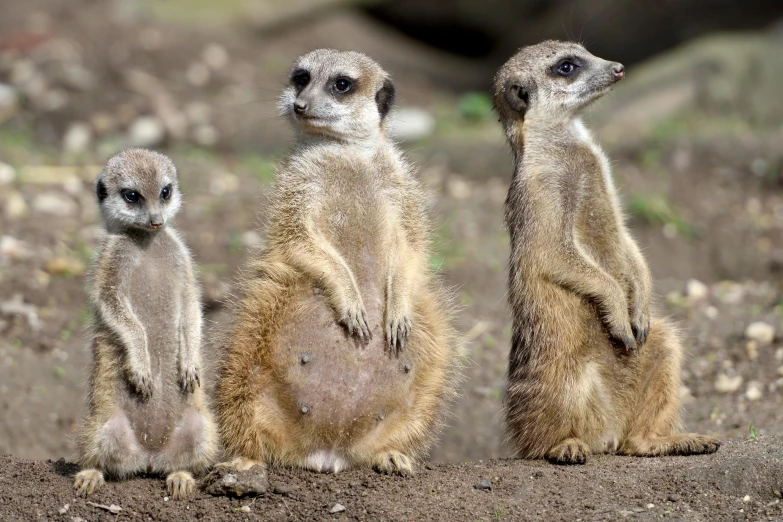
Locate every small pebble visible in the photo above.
<box><xmin>475</xmin><ymin>480</ymin><xmax>492</xmax><ymax>490</ymax></box>
<box><xmin>273</xmin><ymin>483</ymin><xmax>293</xmax><ymax>495</ymax></box>
<box><xmin>163</xmin><ymin>496</ymin><xmax>169</xmax><ymax>501</ymax></box>
<box><xmin>773</xmin><ymin>490</ymin><xmax>782</xmax><ymax>499</ymax></box>
<box><xmin>715</xmin><ymin>374</ymin><xmax>743</xmax><ymax>393</ymax></box>
<box><xmin>330</xmin><ymin>503</ymin><xmax>346</xmax><ymax>514</ymax></box>
<box><xmin>745</xmin><ymin>321</ymin><xmax>775</xmax><ymax>345</ymax></box>
<box><xmin>745</xmin><ymin>381</ymin><xmax>763</xmax><ymax>401</ymax></box>
<box><xmin>0</xmin><ymin>162</ymin><xmax>15</xmax><ymax>184</ymax></box>
<box><xmin>667</xmin><ymin>494</ymin><xmax>680</xmax><ymax>502</ymax></box>
<box><xmin>742</xmin><ymin>495</ymin><xmax>751</xmax><ymax>503</ymax></box>
<box><xmin>685</xmin><ymin>279</ymin><xmax>708</xmax><ymax>301</ymax></box>
<box><xmin>240</xmin><ymin>506</ymin><xmax>251</xmax><ymax>513</ymax></box>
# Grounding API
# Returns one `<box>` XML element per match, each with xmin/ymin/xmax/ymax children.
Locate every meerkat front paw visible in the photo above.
<box><xmin>128</xmin><ymin>367</ymin><xmax>153</xmax><ymax>399</ymax></box>
<box><xmin>166</xmin><ymin>471</ymin><xmax>196</xmax><ymax>500</ymax></box>
<box><xmin>340</xmin><ymin>301</ymin><xmax>371</xmax><ymax>340</ymax></box>
<box><xmin>386</xmin><ymin>310</ymin><xmax>412</xmax><ymax>353</ymax></box>
<box><xmin>73</xmin><ymin>469</ymin><xmax>105</xmax><ymax>497</ymax></box>
<box><xmin>180</xmin><ymin>365</ymin><xmax>200</xmax><ymax>393</ymax></box>
<box><xmin>606</xmin><ymin>318</ymin><xmax>638</xmax><ymax>355</ymax></box>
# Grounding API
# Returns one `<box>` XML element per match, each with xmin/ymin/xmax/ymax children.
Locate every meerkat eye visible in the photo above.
<box><xmin>555</xmin><ymin>60</ymin><xmax>579</xmax><ymax>76</ymax></box>
<box><xmin>333</xmin><ymin>78</ymin><xmax>353</xmax><ymax>94</ymax></box>
<box><xmin>292</xmin><ymin>70</ymin><xmax>310</xmax><ymax>88</ymax></box>
<box><xmin>122</xmin><ymin>189</ymin><xmax>141</xmax><ymax>204</ymax></box>
<box><xmin>161</xmin><ymin>185</ymin><xmax>172</xmax><ymax>200</ymax></box>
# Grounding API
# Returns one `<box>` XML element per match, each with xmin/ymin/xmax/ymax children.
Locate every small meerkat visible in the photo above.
<box><xmin>215</xmin><ymin>49</ymin><xmax>458</xmax><ymax>476</ymax></box>
<box><xmin>73</xmin><ymin>148</ymin><xmax>217</xmax><ymax>498</ymax></box>
<box><xmin>494</xmin><ymin>41</ymin><xmax>719</xmax><ymax>464</ymax></box>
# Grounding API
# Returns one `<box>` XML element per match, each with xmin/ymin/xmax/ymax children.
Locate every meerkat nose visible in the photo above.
<box><xmin>294</xmin><ymin>100</ymin><xmax>308</xmax><ymax>115</ymax></box>
<box><xmin>612</xmin><ymin>64</ymin><xmax>625</xmax><ymax>80</ymax></box>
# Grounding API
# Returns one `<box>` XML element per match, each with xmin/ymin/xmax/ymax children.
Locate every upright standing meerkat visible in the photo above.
<box><xmin>215</xmin><ymin>49</ymin><xmax>458</xmax><ymax>476</ymax></box>
<box><xmin>494</xmin><ymin>41</ymin><xmax>719</xmax><ymax>463</ymax></box>
<box><xmin>74</xmin><ymin>148</ymin><xmax>217</xmax><ymax>498</ymax></box>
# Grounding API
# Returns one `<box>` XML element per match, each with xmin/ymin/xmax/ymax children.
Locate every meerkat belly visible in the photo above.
<box><xmin>272</xmin><ymin>206</ymin><xmax>411</xmax><ymax>440</ymax></box>
<box><xmin>123</xmin><ymin>256</ymin><xmax>189</xmax><ymax>451</ymax></box>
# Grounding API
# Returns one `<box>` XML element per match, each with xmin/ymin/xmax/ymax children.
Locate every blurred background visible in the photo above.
<box><xmin>1</xmin><ymin>0</ymin><xmax>783</xmax><ymax>464</ymax></box>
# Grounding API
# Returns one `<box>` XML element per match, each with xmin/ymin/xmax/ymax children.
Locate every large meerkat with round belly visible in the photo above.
<box><xmin>74</xmin><ymin>149</ymin><xmax>217</xmax><ymax>498</ymax></box>
<box><xmin>216</xmin><ymin>49</ymin><xmax>458</xmax><ymax>476</ymax></box>
<box><xmin>494</xmin><ymin>41</ymin><xmax>719</xmax><ymax>463</ymax></box>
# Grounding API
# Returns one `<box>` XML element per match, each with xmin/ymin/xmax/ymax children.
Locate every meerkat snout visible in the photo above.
<box><xmin>612</xmin><ymin>63</ymin><xmax>625</xmax><ymax>80</ymax></box>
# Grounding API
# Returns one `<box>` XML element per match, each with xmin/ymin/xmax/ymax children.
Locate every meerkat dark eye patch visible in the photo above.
<box><xmin>161</xmin><ymin>184</ymin><xmax>172</xmax><ymax>200</ymax></box>
<box><xmin>292</xmin><ymin>69</ymin><xmax>310</xmax><ymax>89</ymax></box>
<box><xmin>375</xmin><ymin>77</ymin><xmax>396</xmax><ymax>119</ymax></box>
<box><xmin>333</xmin><ymin>77</ymin><xmax>354</xmax><ymax>94</ymax></box>
<box><xmin>96</xmin><ymin>179</ymin><xmax>108</xmax><ymax>201</ymax></box>
<box><xmin>121</xmin><ymin>189</ymin><xmax>142</xmax><ymax>204</ymax></box>
<box><xmin>552</xmin><ymin>57</ymin><xmax>582</xmax><ymax>77</ymax></box>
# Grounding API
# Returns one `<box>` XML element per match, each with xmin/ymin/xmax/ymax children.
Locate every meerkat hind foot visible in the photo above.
<box><xmin>546</xmin><ymin>438</ymin><xmax>591</xmax><ymax>465</ymax></box>
<box><xmin>373</xmin><ymin>451</ymin><xmax>414</xmax><ymax>477</ymax></box>
<box><xmin>73</xmin><ymin>469</ymin><xmax>105</xmax><ymax>497</ymax></box>
<box><xmin>214</xmin><ymin>457</ymin><xmax>263</xmax><ymax>472</ymax></box>
<box><xmin>166</xmin><ymin>471</ymin><xmax>196</xmax><ymax>500</ymax></box>
<box><xmin>621</xmin><ymin>433</ymin><xmax>720</xmax><ymax>457</ymax></box>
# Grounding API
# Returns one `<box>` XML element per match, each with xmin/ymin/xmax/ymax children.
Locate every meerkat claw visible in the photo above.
<box><xmin>73</xmin><ymin>469</ymin><xmax>105</xmax><ymax>497</ymax></box>
<box><xmin>181</xmin><ymin>366</ymin><xmax>200</xmax><ymax>393</ymax></box>
<box><xmin>129</xmin><ymin>369</ymin><xmax>153</xmax><ymax>399</ymax></box>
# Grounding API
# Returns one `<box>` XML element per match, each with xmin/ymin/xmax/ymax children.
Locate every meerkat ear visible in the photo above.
<box><xmin>95</xmin><ymin>175</ymin><xmax>108</xmax><ymax>202</ymax></box>
<box><xmin>505</xmin><ymin>80</ymin><xmax>533</xmax><ymax>117</ymax></box>
<box><xmin>375</xmin><ymin>77</ymin><xmax>396</xmax><ymax>119</ymax></box>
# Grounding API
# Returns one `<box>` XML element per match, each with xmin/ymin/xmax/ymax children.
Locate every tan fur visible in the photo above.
<box><xmin>494</xmin><ymin>41</ymin><xmax>719</xmax><ymax>463</ymax></box>
<box><xmin>216</xmin><ymin>50</ymin><xmax>459</xmax><ymax>476</ymax></box>
<box><xmin>74</xmin><ymin>149</ymin><xmax>217</xmax><ymax>498</ymax></box>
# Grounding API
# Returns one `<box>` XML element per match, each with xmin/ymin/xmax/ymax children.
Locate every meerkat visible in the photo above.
<box><xmin>214</xmin><ymin>49</ymin><xmax>458</xmax><ymax>476</ymax></box>
<box><xmin>73</xmin><ymin>148</ymin><xmax>217</xmax><ymax>498</ymax></box>
<box><xmin>493</xmin><ymin>41</ymin><xmax>719</xmax><ymax>464</ymax></box>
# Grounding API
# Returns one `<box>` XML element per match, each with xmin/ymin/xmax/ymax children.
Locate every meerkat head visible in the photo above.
<box><xmin>279</xmin><ymin>49</ymin><xmax>396</xmax><ymax>142</ymax></box>
<box><xmin>494</xmin><ymin>41</ymin><xmax>624</xmax><ymax>128</ymax></box>
<box><xmin>95</xmin><ymin>148</ymin><xmax>181</xmax><ymax>233</ymax></box>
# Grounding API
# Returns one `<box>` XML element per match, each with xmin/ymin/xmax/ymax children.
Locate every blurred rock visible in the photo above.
<box><xmin>4</xmin><ymin>191</ymin><xmax>28</xmax><ymax>219</ymax></box>
<box><xmin>32</xmin><ymin>192</ymin><xmax>77</xmax><ymax>216</ymax></box>
<box><xmin>203</xmin><ymin>43</ymin><xmax>229</xmax><ymax>70</ymax></box>
<box><xmin>0</xmin><ymin>294</ymin><xmax>41</xmax><ymax>331</ymax></box>
<box><xmin>62</xmin><ymin>121</ymin><xmax>92</xmax><ymax>153</ymax></box>
<box><xmin>746</xmin><ymin>341</ymin><xmax>760</xmax><ymax>361</ymax></box>
<box><xmin>704</xmin><ymin>306</ymin><xmax>719</xmax><ymax>320</ymax></box>
<box><xmin>388</xmin><ymin>107</ymin><xmax>435</xmax><ymax>141</ymax></box>
<box><xmin>745</xmin><ymin>381</ymin><xmax>763</xmax><ymax>401</ymax></box>
<box><xmin>685</xmin><ymin>279</ymin><xmax>709</xmax><ymax>302</ymax></box>
<box><xmin>241</xmin><ymin>230</ymin><xmax>263</xmax><ymax>250</ymax></box>
<box><xmin>0</xmin><ymin>236</ymin><xmax>32</xmax><ymax>262</ymax></box>
<box><xmin>745</xmin><ymin>321</ymin><xmax>775</xmax><ymax>346</ymax></box>
<box><xmin>0</xmin><ymin>162</ymin><xmax>16</xmax><ymax>185</ymax></box>
<box><xmin>714</xmin><ymin>373</ymin><xmax>743</xmax><ymax>393</ymax></box>
<box><xmin>0</xmin><ymin>83</ymin><xmax>19</xmax><ymax>122</ymax></box>
<box><xmin>128</xmin><ymin>116</ymin><xmax>165</xmax><ymax>147</ymax></box>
